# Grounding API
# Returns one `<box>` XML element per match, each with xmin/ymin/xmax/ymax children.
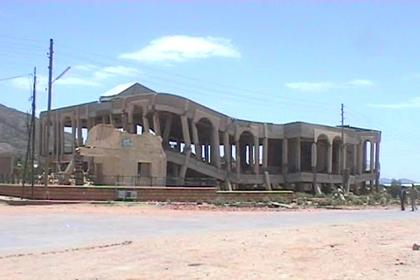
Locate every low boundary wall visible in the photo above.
<box><xmin>0</xmin><ymin>184</ymin><xmax>294</xmax><ymax>203</ymax></box>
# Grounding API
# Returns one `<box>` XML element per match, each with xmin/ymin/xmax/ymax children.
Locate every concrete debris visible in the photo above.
<box><xmin>269</xmin><ymin>202</ymin><xmax>293</xmax><ymax>209</ymax></box>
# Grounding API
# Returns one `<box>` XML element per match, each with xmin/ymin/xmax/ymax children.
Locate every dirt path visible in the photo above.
<box><xmin>0</xmin><ymin>204</ymin><xmax>419</xmax><ymax>279</ymax></box>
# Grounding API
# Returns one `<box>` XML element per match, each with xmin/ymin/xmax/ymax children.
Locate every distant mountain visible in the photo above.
<box><xmin>379</xmin><ymin>178</ymin><xmax>393</xmax><ymax>185</ymax></box>
<box><xmin>0</xmin><ymin>103</ymin><xmax>38</xmax><ymax>159</ymax></box>
<box><xmin>399</xmin><ymin>178</ymin><xmax>417</xmax><ymax>184</ymax></box>
<box><xmin>380</xmin><ymin>177</ymin><xmax>417</xmax><ymax>185</ymax></box>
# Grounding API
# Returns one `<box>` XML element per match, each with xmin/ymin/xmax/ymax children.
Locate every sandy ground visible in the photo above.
<box><xmin>0</xmin><ymin>204</ymin><xmax>419</xmax><ymax>279</ymax></box>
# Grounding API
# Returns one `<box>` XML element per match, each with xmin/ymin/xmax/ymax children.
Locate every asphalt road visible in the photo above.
<box><xmin>0</xmin><ymin>206</ymin><xmax>418</xmax><ymax>255</ymax></box>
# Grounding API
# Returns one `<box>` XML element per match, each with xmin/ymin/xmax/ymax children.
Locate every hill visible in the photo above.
<box><xmin>379</xmin><ymin>177</ymin><xmax>417</xmax><ymax>185</ymax></box>
<box><xmin>0</xmin><ymin>103</ymin><xmax>37</xmax><ymax>159</ymax></box>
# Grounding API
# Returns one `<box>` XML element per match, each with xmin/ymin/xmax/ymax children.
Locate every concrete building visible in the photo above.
<box><xmin>39</xmin><ymin>83</ymin><xmax>381</xmax><ymax>192</ymax></box>
<box><xmin>79</xmin><ymin>124</ymin><xmax>166</xmax><ymax>186</ymax></box>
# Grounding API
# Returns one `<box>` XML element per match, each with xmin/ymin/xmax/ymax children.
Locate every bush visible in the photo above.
<box><xmin>386</xmin><ymin>179</ymin><xmax>401</xmax><ymax>198</ymax></box>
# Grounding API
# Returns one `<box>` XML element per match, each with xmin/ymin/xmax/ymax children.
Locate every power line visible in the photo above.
<box><xmin>55</xmin><ymin>45</ymin><xmax>337</xmax><ymax>108</ymax></box>
<box><xmin>0</xmin><ymin>39</ymin><xmax>343</xmax><ymax>111</ymax></box>
<box><xmin>0</xmin><ymin>73</ymin><xmax>32</xmax><ymax>82</ymax></box>
<box><xmin>0</xmin><ymin>34</ymin><xmax>45</xmax><ymax>45</ymax></box>
<box><xmin>0</xmin><ymin>39</ymin><xmax>376</xmax><ymax>128</ymax></box>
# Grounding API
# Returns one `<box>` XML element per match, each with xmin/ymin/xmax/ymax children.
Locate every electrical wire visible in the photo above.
<box><xmin>0</xmin><ymin>73</ymin><xmax>32</xmax><ymax>82</ymax></box>
<box><xmin>0</xmin><ymin>37</ymin><xmax>341</xmax><ymax>111</ymax></box>
<box><xmin>0</xmin><ymin>37</ymin><xmax>378</xmax><ymax>129</ymax></box>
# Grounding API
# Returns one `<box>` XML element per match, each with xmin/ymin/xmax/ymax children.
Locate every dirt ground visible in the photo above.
<box><xmin>0</xmin><ymin>204</ymin><xmax>419</xmax><ymax>280</ymax></box>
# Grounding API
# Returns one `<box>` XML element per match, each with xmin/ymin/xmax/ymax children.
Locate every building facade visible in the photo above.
<box><xmin>79</xmin><ymin>124</ymin><xmax>166</xmax><ymax>186</ymax></box>
<box><xmin>39</xmin><ymin>83</ymin><xmax>381</xmax><ymax>191</ymax></box>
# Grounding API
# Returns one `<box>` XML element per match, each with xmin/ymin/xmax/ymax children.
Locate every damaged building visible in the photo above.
<box><xmin>39</xmin><ymin>83</ymin><xmax>381</xmax><ymax>192</ymax></box>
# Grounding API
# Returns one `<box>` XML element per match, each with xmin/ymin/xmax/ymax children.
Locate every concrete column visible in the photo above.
<box><xmin>54</xmin><ymin>116</ymin><xmax>58</xmax><ymax>160</ymax></box>
<box><xmin>48</xmin><ymin>120</ymin><xmax>53</xmax><ymax>155</ymax></box>
<box><xmin>44</xmin><ymin>120</ymin><xmax>49</xmax><ymax>155</ymax></box>
<box><xmin>264</xmin><ymin>171</ymin><xmax>272</xmax><ymax>191</ymax></box>
<box><xmin>153</xmin><ymin>112</ymin><xmax>161</xmax><ymax>136</ymax></box>
<box><xmin>132</xmin><ymin>123</ymin><xmax>137</xmax><ymax>134</ymax></box>
<box><xmin>204</xmin><ymin>144</ymin><xmax>209</xmax><ymax>162</ymax></box>
<box><xmin>311</xmin><ymin>142</ymin><xmax>317</xmax><ymax>169</ymax></box>
<box><xmin>51</xmin><ymin>116</ymin><xmax>55</xmax><ymax>157</ymax></box>
<box><xmin>357</xmin><ymin>142</ymin><xmax>363</xmax><ymax>174</ymax></box>
<box><xmin>101</xmin><ymin>115</ymin><xmax>106</xmax><ymax>124</ymax></box>
<box><xmin>375</xmin><ymin>142</ymin><xmax>380</xmax><ymax>172</ymax></box>
<box><xmin>362</xmin><ymin>142</ymin><xmax>367</xmax><ymax>171</ymax></box>
<box><xmin>254</xmin><ymin>136</ymin><xmax>259</xmax><ymax>175</ymax></box>
<box><xmin>374</xmin><ymin>141</ymin><xmax>381</xmax><ymax>188</ymax></box>
<box><xmin>191</xmin><ymin>122</ymin><xmax>201</xmax><ymax>158</ymax></box>
<box><xmin>241</xmin><ymin>142</ymin><xmax>247</xmax><ymax>169</ymax></box>
<box><xmin>282</xmin><ymin>138</ymin><xmax>288</xmax><ymax>174</ymax></box>
<box><xmin>77</xmin><ymin>115</ymin><xmax>82</xmax><ymax>147</ymax></box>
<box><xmin>53</xmin><ymin>115</ymin><xmax>58</xmax><ymax>160</ymax></box>
<box><xmin>60</xmin><ymin>119</ymin><xmax>64</xmax><ymax>158</ymax></box>
<box><xmin>41</xmin><ymin>120</ymin><xmax>45</xmax><ymax>155</ymax></box>
<box><xmin>211</xmin><ymin>127</ymin><xmax>220</xmax><ymax>168</ymax></box>
<box><xmin>223</xmin><ymin>132</ymin><xmax>231</xmax><ymax>171</ymax></box>
<box><xmin>263</xmin><ymin>137</ymin><xmax>268</xmax><ymax>169</ymax></box>
<box><xmin>248</xmin><ymin>143</ymin><xmax>253</xmax><ymax>169</ymax></box>
<box><xmin>56</xmin><ymin>116</ymin><xmax>62</xmax><ymax>162</ymax></box>
<box><xmin>109</xmin><ymin>114</ymin><xmax>113</xmax><ymax>127</ymax></box>
<box><xmin>129</xmin><ymin>107</ymin><xmax>136</xmax><ymax>133</ymax></box>
<box><xmin>181</xmin><ymin>115</ymin><xmax>191</xmax><ymax>150</ymax></box>
<box><xmin>121</xmin><ymin>109</ymin><xmax>133</xmax><ymax>133</ymax></box>
<box><xmin>327</xmin><ymin>143</ymin><xmax>333</xmax><ymax>174</ymax></box>
<box><xmin>370</xmin><ymin>142</ymin><xmax>375</xmax><ymax>173</ymax></box>
<box><xmin>296</xmin><ymin>137</ymin><xmax>301</xmax><ymax>172</ymax></box>
<box><xmin>311</xmin><ymin>142</ymin><xmax>318</xmax><ymax>193</ymax></box>
<box><xmin>352</xmin><ymin>144</ymin><xmax>357</xmax><ymax>174</ymax></box>
<box><xmin>48</xmin><ymin>121</ymin><xmax>52</xmax><ymax>155</ymax></box>
<box><xmin>342</xmin><ymin>144</ymin><xmax>347</xmax><ymax>173</ymax></box>
<box><xmin>179</xmin><ymin>148</ymin><xmax>191</xmax><ymax>182</ymax></box>
<box><xmin>87</xmin><ymin>118</ymin><xmax>94</xmax><ymax>130</ymax></box>
<box><xmin>142</xmin><ymin>114</ymin><xmax>150</xmax><ymax>134</ymax></box>
<box><xmin>235</xmin><ymin>140</ymin><xmax>241</xmax><ymax>175</ymax></box>
<box><xmin>179</xmin><ymin>116</ymin><xmax>192</xmax><ymax>182</ymax></box>
<box><xmin>175</xmin><ymin>140</ymin><xmax>181</xmax><ymax>152</ymax></box>
<box><xmin>77</xmin><ymin>119</ymin><xmax>83</xmax><ymax>146</ymax></box>
<box><xmin>39</xmin><ymin>120</ymin><xmax>44</xmax><ymax>156</ymax></box>
<box><xmin>71</xmin><ymin>116</ymin><xmax>76</xmax><ymax>154</ymax></box>
<box><xmin>162</xmin><ymin>115</ymin><xmax>173</xmax><ymax>148</ymax></box>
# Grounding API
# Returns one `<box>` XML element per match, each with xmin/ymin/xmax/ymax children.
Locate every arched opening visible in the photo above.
<box><xmin>221</xmin><ymin>132</ymin><xmax>234</xmax><ymax>171</ymax></box>
<box><xmin>346</xmin><ymin>144</ymin><xmax>357</xmax><ymax>174</ymax></box>
<box><xmin>63</xmin><ymin>116</ymin><xmax>73</xmax><ymax>154</ymax></box>
<box><xmin>316</xmin><ymin>135</ymin><xmax>329</xmax><ymax>173</ymax></box>
<box><xmin>300</xmin><ymin>139</ymin><xmax>313</xmax><ymax>172</ymax></box>
<box><xmin>239</xmin><ymin>131</ymin><xmax>255</xmax><ymax>174</ymax></box>
<box><xmin>196</xmin><ymin>118</ymin><xmax>214</xmax><ymax>163</ymax></box>
<box><xmin>363</xmin><ymin>140</ymin><xmax>373</xmax><ymax>172</ymax></box>
<box><xmin>158</xmin><ymin>112</ymin><xmax>182</xmax><ymax>151</ymax></box>
<box><xmin>266</xmin><ymin>139</ymin><xmax>282</xmax><ymax>173</ymax></box>
<box><xmin>332</xmin><ymin>137</ymin><xmax>342</xmax><ymax>174</ymax></box>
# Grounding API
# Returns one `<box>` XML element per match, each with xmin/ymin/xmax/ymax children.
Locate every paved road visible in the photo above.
<box><xmin>0</xmin><ymin>206</ymin><xmax>417</xmax><ymax>254</ymax></box>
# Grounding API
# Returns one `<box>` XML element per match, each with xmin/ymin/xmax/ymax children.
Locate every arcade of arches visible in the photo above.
<box><xmin>39</xmin><ymin>83</ymin><xmax>381</xmax><ymax>191</ymax></box>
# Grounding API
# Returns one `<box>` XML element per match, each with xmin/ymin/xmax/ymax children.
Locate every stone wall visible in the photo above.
<box><xmin>0</xmin><ymin>184</ymin><xmax>294</xmax><ymax>203</ymax></box>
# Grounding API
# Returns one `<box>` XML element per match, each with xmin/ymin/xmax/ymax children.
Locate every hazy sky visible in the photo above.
<box><xmin>0</xmin><ymin>1</ymin><xmax>419</xmax><ymax>180</ymax></box>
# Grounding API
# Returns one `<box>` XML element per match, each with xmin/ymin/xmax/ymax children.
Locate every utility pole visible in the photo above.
<box><xmin>340</xmin><ymin>103</ymin><xmax>345</xmax><ymax>172</ymax></box>
<box><xmin>21</xmin><ymin>67</ymin><xmax>36</xmax><ymax>198</ymax></box>
<box><xmin>341</xmin><ymin>103</ymin><xmax>350</xmax><ymax>193</ymax></box>
<box><xmin>341</xmin><ymin>103</ymin><xmax>344</xmax><ymax>146</ymax></box>
<box><xmin>31</xmin><ymin>67</ymin><xmax>36</xmax><ymax>198</ymax></box>
<box><xmin>44</xmin><ymin>38</ymin><xmax>53</xmax><ymax>196</ymax></box>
